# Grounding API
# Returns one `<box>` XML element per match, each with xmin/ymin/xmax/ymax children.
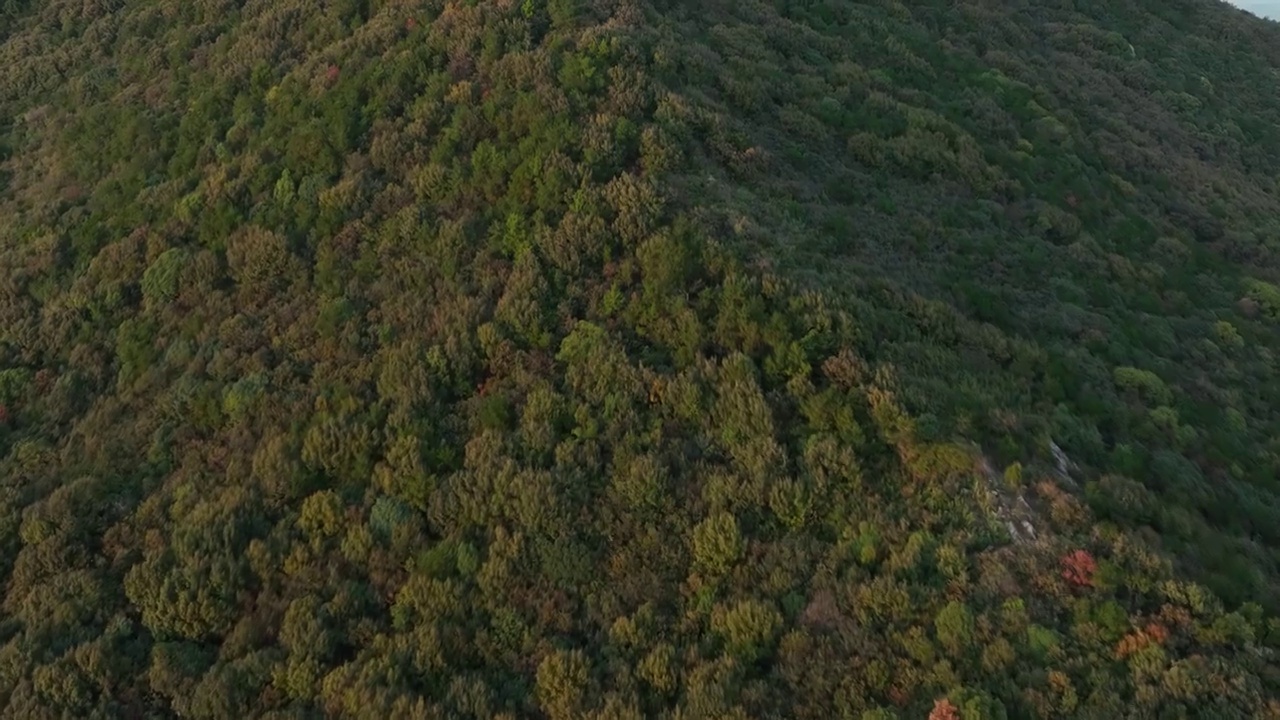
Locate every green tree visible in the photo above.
<box><xmin>536</xmin><ymin>648</ymin><xmax>591</xmax><ymax>720</ymax></box>
<box><xmin>711</xmin><ymin>599</ymin><xmax>783</xmax><ymax>661</ymax></box>
<box><xmin>692</xmin><ymin>511</ymin><xmax>744</xmax><ymax>576</ymax></box>
<box><xmin>935</xmin><ymin>601</ymin><xmax>974</xmax><ymax>655</ymax></box>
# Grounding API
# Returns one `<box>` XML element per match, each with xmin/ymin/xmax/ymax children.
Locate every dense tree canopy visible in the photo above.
<box><xmin>1</xmin><ymin>0</ymin><xmax>1279</xmax><ymax>717</ymax></box>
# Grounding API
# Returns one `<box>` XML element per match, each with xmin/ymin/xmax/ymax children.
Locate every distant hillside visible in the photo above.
<box><xmin>0</xmin><ymin>0</ymin><xmax>1279</xmax><ymax>718</ymax></box>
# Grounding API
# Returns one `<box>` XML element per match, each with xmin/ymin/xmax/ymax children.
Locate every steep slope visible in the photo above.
<box><xmin>651</xmin><ymin>0</ymin><xmax>1280</xmax><ymax>610</ymax></box>
<box><xmin>0</xmin><ymin>0</ymin><xmax>1277</xmax><ymax>718</ymax></box>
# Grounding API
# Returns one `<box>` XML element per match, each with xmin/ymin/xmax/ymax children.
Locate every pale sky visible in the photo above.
<box><xmin>1232</xmin><ymin>1</ymin><xmax>1280</xmax><ymax>18</ymax></box>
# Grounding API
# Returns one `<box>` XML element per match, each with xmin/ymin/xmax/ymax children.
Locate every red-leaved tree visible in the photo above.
<box><xmin>1061</xmin><ymin>549</ymin><xmax>1097</xmax><ymax>587</ymax></box>
<box><xmin>929</xmin><ymin>698</ymin><xmax>960</xmax><ymax>720</ymax></box>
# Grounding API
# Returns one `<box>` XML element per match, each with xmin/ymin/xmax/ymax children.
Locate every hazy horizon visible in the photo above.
<box><xmin>1233</xmin><ymin>1</ymin><xmax>1280</xmax><ymax>18</ymax></box>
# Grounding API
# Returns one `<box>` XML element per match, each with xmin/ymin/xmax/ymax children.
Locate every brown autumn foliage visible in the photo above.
<box><xmin>0</xmin><ymin>0</ymin><xmax>1276</xmax><ymax>717</ymax></box>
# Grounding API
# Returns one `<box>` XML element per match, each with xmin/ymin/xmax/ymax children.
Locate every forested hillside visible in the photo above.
<box><xmin>1</xmin><ymin>0</ymin><xmax>1279</xmax><ymax>717</ymax></box>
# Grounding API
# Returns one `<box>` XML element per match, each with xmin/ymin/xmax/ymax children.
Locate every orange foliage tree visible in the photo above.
<box><xmin>929</xmin><ymin>698</ymin><xmax>960</xmax><ymax>720</ymax></box>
